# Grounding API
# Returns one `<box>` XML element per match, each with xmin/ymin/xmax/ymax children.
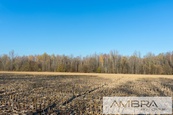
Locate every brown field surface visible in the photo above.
<box><xmin>0</xmin><ymin>71</ymin><xmax>173</xmax><ymax>114</ymax></box>
<box><xmin>1</xmin><ymin>71</ymin><xmax>173</xmax><ymax>78</ymax></box>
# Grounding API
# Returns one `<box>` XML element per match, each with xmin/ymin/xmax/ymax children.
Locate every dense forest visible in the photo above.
<box><xmin>0</xmin><ymin>50</ymin><xmax>173</xmax><ymax>74</ymax></box>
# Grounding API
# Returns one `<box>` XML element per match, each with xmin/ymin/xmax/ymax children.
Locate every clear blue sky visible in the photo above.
<box><xmin>0</xmin><ymin>0</ymin><xmax>173</xmax><ymax>56</ymax></box>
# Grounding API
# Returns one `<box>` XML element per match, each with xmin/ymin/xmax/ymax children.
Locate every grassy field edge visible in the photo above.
<box><xmin>0</xmin><ymin>71</ymin><xmax>173</xmax><ymax>79</ymax></box>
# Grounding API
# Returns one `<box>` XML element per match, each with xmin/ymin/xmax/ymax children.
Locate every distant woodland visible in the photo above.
<box><xmin>0</xmin><ymin>50</ymin><xmax>173</xmax><ymax>74</ymax></box>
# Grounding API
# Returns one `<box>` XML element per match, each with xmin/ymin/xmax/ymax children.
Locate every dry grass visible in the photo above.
<box><xmin>0</xmin><ymin>71</ymin><xmax>173</xmax><ymax>78</ymax></box>
<box><xmin>0</xmin><ymin>71</ymin><xmax>173</xmax><ymax>114</ymax></box>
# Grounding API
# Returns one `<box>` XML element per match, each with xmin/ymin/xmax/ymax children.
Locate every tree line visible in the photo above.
<box><xmin>0</xmin><ymin>50</ymin><xmax>173</xmax><ymax>74</ymax></box>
